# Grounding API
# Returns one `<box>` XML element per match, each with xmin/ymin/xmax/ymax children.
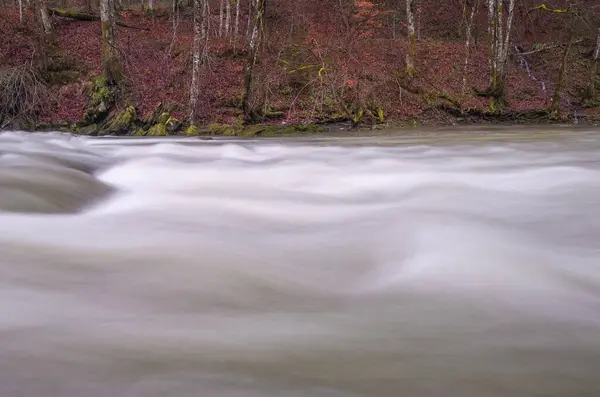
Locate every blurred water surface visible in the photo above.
<box><xmin>1</xmin><ymin>129</ymin><xmax>600</xmax><ymax>397</ymax></box>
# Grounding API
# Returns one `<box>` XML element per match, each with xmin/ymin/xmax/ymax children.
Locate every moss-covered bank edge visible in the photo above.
<box><xmin>34</xmin><ymin>111</ymin><xmax>600</xmax><ymax>137</ymax></box>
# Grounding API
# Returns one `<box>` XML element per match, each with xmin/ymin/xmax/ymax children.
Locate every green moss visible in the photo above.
<box><xmin>377</xmin><ymin>108</ymin><xmax>385</xmax><ymax>123</ymax></box>
<box><xmin>181</xmin><ymin>123</ymin><xmax>326</xmax><ymax>137</ymax></box>
<box><xmin>107</xmin><ymin>105</ymin><xmax>136</xmax><ymax>134</ymax></box>
<box><xmin>147</xmin><ymin>123</ymin><xmax>168</xmax><ymax>136</ymax></box>
<box><xmin>289</xmin><ymin>124</ymin><xmax>324</xmax><ymax>133</ymax></box>
<box><xmin>83</xmin><ymin>75</ymin><xmax>116</xmax><ymax>125</ymax></box>
<box><xmin>352</xmin><ymin>109</ymin><xmax>364</xmax><ymax>125</ymax></box>
<box><xmin>241</xmin><ymin>125</ymin><xmax>267</xmax><ymax>136</ymax></box>
<box><xmin>134</xmin><ymin>128</ymin><xmax>146</xmax><ymax>136</ymax></box>
<box><xmin>208</xmin><ymin>124</ymin><xmax>243</xmax><ymax>136</ymax></box>
<box><xmin>185</xmin><ymin>125</ymin><xmax>200</xmax><ymax>136</ymax></box>
<box><xmin>241</xmin><ymin>124</ymin><xmax>324</xmax><ymax>136</ymax></box>
<box><xmin>157</xmin><ymin>112</ymin><xmax>171</xmax><ymax>125</ymax></box>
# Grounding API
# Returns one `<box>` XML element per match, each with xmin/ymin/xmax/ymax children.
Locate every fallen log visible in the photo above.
<box><xmin>47</xmin><ymin>8</ymin><xmax>150</xmax><ymax>30</ymax></box>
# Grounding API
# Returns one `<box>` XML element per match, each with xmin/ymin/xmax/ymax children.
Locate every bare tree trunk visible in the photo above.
<box><xmin>225</xmin><ymin>0</ymin><xmax>231</xmax><ymax>36</ymax></box>
<box><xmin>189</xmin><ymin>0</ymin><xmax>207</xmax><ymax>122</ymax></box>
<box><xmin>550</xmin><ymin>35</ymin><xmax>573</xmax><ymax>114</ymax></box>
<box><xmin>39</xmin><ymin>0</ymin><xmax>53</xmax><ymax>36</ymax></box>
<box><xmin>234</xmin><ymin>0</ymin><xmax>240</xmax><ymax>36</ymax></box>
<box><xmin>18</xmin><ymin>0</ymin><xmax>23</xmax><ymax>23</ymax></box>
<box><xmin>405</xmin><ymin>0</ymin><xmax>416</xmax><ymax>77</ymax></box>
<box><xmin>100</xmin><ymin>0</ymin><xmax>120</xmax><ymax>85</ymax></box>
<box><xmin>246</xmin><ymin>0</ymin><xmax>253</xmax><ymax>40</ymax></box>
<box><xmin>148</xmin><ymin>0</ymin><xmax>154</xmax><ymax>15</ymax></box>
<box><xmin>588</xmin><ymin>28</ymin><xmax>600</xmax><ymax>100</ymax></box>
<box><xmin>166</xmin><ymin>0</ymin><xmax>180</xmax><ymax>57</ymax></box>
<box><xmin>486</xmin><ymin>0</ymin><xmax>515</xmax><ymax>111</ymax></box>
<box><xmin>461</xmin><ymin>1</ymin><xmax>478</xmax><ymax>98</ymax></box>
<box><xmin>242</xmin><ymin>0</ymin><xmax>265</xmax><ymax>122</ymax></box>
<box><xmin>219</xmin><ymin>0</ymin><xmax>224</xmax><ymax>37</ymax></box>
<box><xmin>416</xmin><ymin>0</ymin><xmax>421</xmax><ymax>40</ymax></box>
<box><xmin>205</xmin><ymin>0</ymin><xmax>211</xmax><ymax>37</ymax></box>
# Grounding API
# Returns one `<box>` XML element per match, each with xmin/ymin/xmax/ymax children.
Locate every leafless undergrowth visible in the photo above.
<box><xmin>0</xmin><ymin>63</ymin><xmax>49</xmax><ymax>129</ymax></box>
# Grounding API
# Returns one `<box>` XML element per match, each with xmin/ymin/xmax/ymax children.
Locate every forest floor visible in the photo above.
<box><xmin>1</xmin><ymin>5</ymin><xmax>600</xmax><ymax>135</ymax></box>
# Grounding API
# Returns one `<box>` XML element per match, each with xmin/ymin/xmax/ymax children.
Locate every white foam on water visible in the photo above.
<box><xmin>1</xmin><ymin>131</ymin><xmax>600</xmax><ymax>397</ymax></box>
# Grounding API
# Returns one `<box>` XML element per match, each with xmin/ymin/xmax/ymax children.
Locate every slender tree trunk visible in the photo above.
<box><xmin>219</xmin><ymin>0</ymin><xmax>224</xmax><ymax>37</ymax></box>
<box><xmin>487</xmin><ymin>0</ymin><xmax>515</xmax><ymax>111</ymax></box>
<box><xmin>225</xmin><ymin>0</ymin><xmax>231</xmax><ymax>36</ymax></box>
<box><xmin>405</xmin><ymin>0</ymin><xmax>416</xmax><ymax>77</ymax></box>
<box><xmin>588</xmin><ymin>28</ymin><xmax>600</xmax><ymax>100</ymax></box>
<box><xmin>242</xmin><ymin>0</ymin><xmax>265</xmax><ymax>122</ymax></box>
<box><xmin>100</xmin><ymin>0</ymin><xmax>120</xmax><ymax>85</ymax></box>
<box><xmin>461</xmin><ymin>0</ymin><xmax>478</xmax><ymax>98</ymax></box>
<box><xmin>205</xmin><ymin>0</ymin><xmax>211</xmax><ymax>37</ymax></box>
<box><xmin>148</xmin><ymin>0</ymin><xmax>154</xmax><ymax>15</ymax></box>
<box><xmin>550</xmin><ymin>35</ymin><xmax>573</xmax><ymax>114</ymax></box>
<box><xmin>18</xmin><ymin>0</ymin><xmax>23</xmax><ymax>23</ymax></box>
<box><xmin>416</xmin><ymin>1</ymin><xmax>421</xmax><ymax>40</ymax></box>
<box><xmin>246</xmin><ymin>0</ymin><xmax>253</xmax><ymax>40</ymax></box>
<box><xmin>234</xmin><ymin>0</ymin><xmax>240</xmax><ymax>36</ymax></box>
<box><xmin>189</xmin><ymin>0</ymin><xmax>207</xmax><ymax>122</ymax></box>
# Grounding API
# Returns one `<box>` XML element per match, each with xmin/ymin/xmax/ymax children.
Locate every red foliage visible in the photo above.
<box><xmin>0</xmin><ymin>0</ymin><xmax>596</xmax><ymax>127</ymax></box>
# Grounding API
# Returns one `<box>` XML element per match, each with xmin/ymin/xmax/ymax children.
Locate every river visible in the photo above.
<box><xmin>1</xmin><ymin>129</ymin><xmax>600</xmax><ymax>397</ymax></box>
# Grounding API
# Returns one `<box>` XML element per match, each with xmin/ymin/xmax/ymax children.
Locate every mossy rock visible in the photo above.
<box><xmin>144</xmin><ymin>102</ymin><xmax>180</xmax><ymax>127</ymax></box>
<box><xmin>83</xmin><ymin>75</ymin><xmax>117</xmax><ymax>125</ymax></box>
<box><xmin>147</xmin><ymin>123</ymin><xmax>168</xmax><ymax>136</ymax></box>
<box><xmin>157</xmin><ymin>112</ymin><xmax>171</xmax><ymax>125</ymax></box>
<box><xmin>165</xmin><ymin>116</ymin><xmax>182</xmax><ymax>133</ymax></box>
<box><xmin>106</xmin><ymin>105</ymin><xmax>136</xmax><ymax>135</ymax></box>
<box><xmin>133</xmin><ymin>128</ymin><xmax>146</xmax><ymax>136</ymax></box>
<box><xmin>77</xmin><ymin>123</ymin><xmax>99</xmax><ymax>135</ymax></box>
<box><xmin>185</xmin><ymin>125</ymin><xmax>200</xmax><ymax>136</ymax></box>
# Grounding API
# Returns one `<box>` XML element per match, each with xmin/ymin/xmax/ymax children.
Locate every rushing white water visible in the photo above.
<box><xmin>1</xmin><ymin>130</ymin><xmax>600</xmax><ymax>397</ymax></box>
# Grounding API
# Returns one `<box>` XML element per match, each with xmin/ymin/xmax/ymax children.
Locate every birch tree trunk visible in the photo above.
<box><xmin>18</xmin><ymin>0</ymin><xmax>23</xmax><ymax>24</ymax></box>
<box><xmin>405</xmin><ymin>0</ymin><xmax>416</xmax><ymax>77</ymax></box>
<box><xmin>461</xmin><ymin>0</ymin><xmax>478</xmax><ymax>97</ymax></box>
<box><xmin>242</xmin><ymin>0</ymin><xmax>265</xmax><ymax>122</ymax></box>
<box><xmin>234</xmin><ymin>0</ymin><xmax>240</xmax><ymax>37</ymax></box>
<box><xmin>246</xmin><ymin>0</ymin><xmax>253</xmax><ymax>40</ymax></box>
<box><xmin>189</xmin><ymin>0</ymin><xmax>207</xmax><ymax>122</ymax></box>
<box><xmin>100</xmin><ymin>0</ymin><xmax>120</xmax><ymax>85</ymax></box>
<box><xmin>219</xmin><ymin>0</ymin><xmax>225</xmax><ymax>37</ymax></box>
<box><xmin>486</xmin><ymin>0</ymin><xmax>515</xmax><ymax>111</ymax></box>
<box><xmin>225</xmin><ymin>0</ymin><xmax>231</xmax><ymax>36</ymax></box>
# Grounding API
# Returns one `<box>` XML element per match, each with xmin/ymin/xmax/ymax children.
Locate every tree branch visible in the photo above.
<box><xmin>515</xmin><ymin>39</ymin><xmax>583</xmax><ymax>56</ymax></box>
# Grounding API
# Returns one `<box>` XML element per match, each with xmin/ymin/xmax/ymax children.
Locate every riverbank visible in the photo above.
<box><xmin>2</xmin><ymin>3</ymin><xmax>600</xmax><ymax>133</ymax></box>
<box><xmin>29</xmin><ymin>107</ymin><xmax>596</xmax><ymax>138</ymax></box>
